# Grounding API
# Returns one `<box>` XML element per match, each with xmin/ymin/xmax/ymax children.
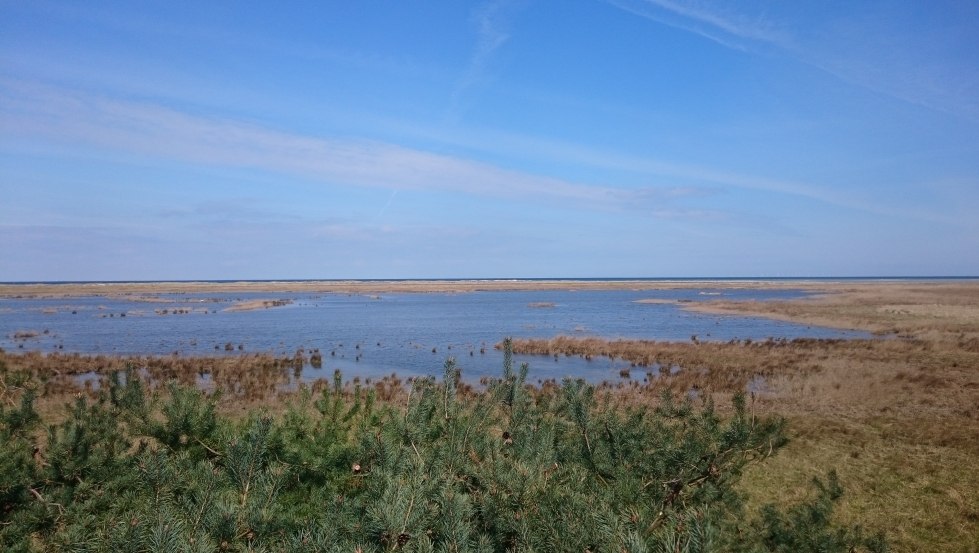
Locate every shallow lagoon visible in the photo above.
<box><xmin>1</xmin><ymin>288</ymin><xmax>868</xmax><ymax>382</ymax></box>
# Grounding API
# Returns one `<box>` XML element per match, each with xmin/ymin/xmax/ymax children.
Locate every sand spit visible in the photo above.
<box><xmin>0</xmin><ymin>278</ymin><xmax>966</xmax><ymax>299</ymax></box>
<box><xmin>628</xmin><ymin>281</ymin><xmax>979</xmax><ymax>337</ymax></box>
<box><xmin>224</xmin><ymin>298</ymin><xmax>294</xmax><ymax>312</ymax></box>
<box><xmin>684</xmin><ymin>282</ymin><xmax>979</xmax><ymax>338</ymax></box>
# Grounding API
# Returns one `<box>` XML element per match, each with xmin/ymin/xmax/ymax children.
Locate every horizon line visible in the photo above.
<box><xmin>3</xmin><ymin>276</ymin><xmax>978</xmax><ymax>285</ymax></box>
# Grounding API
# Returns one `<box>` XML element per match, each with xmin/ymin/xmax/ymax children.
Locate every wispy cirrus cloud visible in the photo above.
<box><xmin>447</xmin><ymin>0</ymin><xmax>519</xmax><ymax>120</ymax></box>
<box><xmin>793</xmin><ymin>15</ymin><xmax>979</xmax><ymax>122</ymax></box>
<box><xmin>358</xmin><ymin>117</ymin><xmax>968</xmax><ymax>226</ymax></box>
<box><xmin>604</xmin><ymin>0</ymin><xmax>979</xmax><ymax>121</ymax></box>
<box><xmin>603</xmin><ymin>0</ymin><xmax>787</xmax><ymax>51</ymax></box>
<box><xmin>0</xmin><ymin>79</ymin><xmax>693</xmax><ymax>214</ymax></box>
<box><xmin>4</xmin><ymin>78</ymin><xmax>959</xmax><ymax>227</ymax></box>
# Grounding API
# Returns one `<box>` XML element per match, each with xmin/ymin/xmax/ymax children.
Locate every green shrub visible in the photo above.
<box><xmin>0</xmin><ymin>341</ymin><xmax>884</xmax><ymax>552</ymax></box>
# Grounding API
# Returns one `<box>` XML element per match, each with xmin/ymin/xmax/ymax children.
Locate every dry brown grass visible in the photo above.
<box><xmin>0</xmin><ymin>349</ymin><xmax>429</xmax><ymax>423</ymax></box>
<box><xmin>0</xmin><ymin>351</ymin><xmax>294</xmax><ymax>403</ymax></box>
<box><xmin>0</xmin><ymin>278</ymin><xmax>879</xmax><ymax>298</ymax></box>
<box><xmin>684</xmin><ymin>281</ymin><xmax>979</xmax><ymax>339</ymax></box>
<box><xmin>504</xmin><ymin>282</ymin><xmax>979</xmax><ymax>552</ymax></box>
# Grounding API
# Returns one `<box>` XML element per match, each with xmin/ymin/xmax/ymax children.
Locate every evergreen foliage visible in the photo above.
<box><xmin>0</xmin><ymin>342</ymin><xmax>885</xmax><ymax>552</ymax></box>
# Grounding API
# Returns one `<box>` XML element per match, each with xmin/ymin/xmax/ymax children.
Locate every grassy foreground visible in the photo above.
<box><xmin>2</xmin><ymin>344</ymin><xmax>887</xmax><ymax>552</ymax></box>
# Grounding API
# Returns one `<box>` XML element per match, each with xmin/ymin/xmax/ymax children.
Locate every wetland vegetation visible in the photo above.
<box><xmin>2</xmin><ymin>342</ymin><xmax>890</xmax><ymax>552</ymax></box>
<box><xmin>1</xmin><ymin>279</ymin><xmax>977</xmax><ymax>551</ymax></box>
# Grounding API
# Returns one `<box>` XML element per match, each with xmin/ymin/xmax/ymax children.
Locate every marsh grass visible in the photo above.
<box><xmin>5</xmin><ymin>335</ymin><xmax>976</xmax><ymax>550</ymax></box>
<box><xmin>508</xmin><ymin>337</ymin><xmax>977</xmax><ymax>552</ymax></box>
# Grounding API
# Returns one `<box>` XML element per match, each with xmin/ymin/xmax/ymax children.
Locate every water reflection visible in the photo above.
<box><xmin>4</xmin><ymin>288</ymin><xmax>868</xmax><ymax>383</ymax></box>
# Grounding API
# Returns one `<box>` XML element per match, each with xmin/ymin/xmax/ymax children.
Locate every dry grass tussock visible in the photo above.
<box><xmin>0</xmin><ymin>350</ymin><xmax>423</xmax><ymax>417</ymax></box>
<box><xmin>508</xmin><ymin>336</ymin><xmax>977</xmax><ymax>422</ymax></box>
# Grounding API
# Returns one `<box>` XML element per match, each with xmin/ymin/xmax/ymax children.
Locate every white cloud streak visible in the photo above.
<box><xmin>3</xmin><ymin>79</ymin><xmax>959</xmax><ymax>227</ymax></box>
<box><xmin>603</xmin><ymin>0</ymin><xmax>787</xmax><ymax>52</ymax></box>
<box><xmin>604</xmin><ymin>0</ymin><xmax>979</xmax><ymax>121</ymax></box>
<box><xmin>642</xmin><ymin>0</ymin><xmax>782</xmax><ymax>43</ymax></box>
<box><xmin>0</xmin><ymin>80</ymin><xmax>686</xmax><ymax>213</ymax></box>
<box><xmin>357</xmin><ymin>117</ymin><xmax>965</xmax><ymax>225</ymax></box>
<box><xmin>447</xmin><ymin>0</ymin><xmax>515</xmax><ymax>120</ymax></box>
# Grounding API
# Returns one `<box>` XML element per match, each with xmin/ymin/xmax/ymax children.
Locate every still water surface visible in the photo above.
<box><xmin>1</xmin><ymin>288</ymin><xmax>867</xmax><ymax>382</ymax></box>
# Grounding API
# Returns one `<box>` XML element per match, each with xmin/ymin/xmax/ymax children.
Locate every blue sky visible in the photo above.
<box><xmin>2</xmin><ymin>0</ymin><xmax>977</xmax><ymax>280</ymax></box>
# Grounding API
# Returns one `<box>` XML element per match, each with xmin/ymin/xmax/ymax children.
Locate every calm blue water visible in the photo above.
<box><xmin>0</xmin><ymin>289</ymin><xmax>868</xmax><ymax>382</ymax></box>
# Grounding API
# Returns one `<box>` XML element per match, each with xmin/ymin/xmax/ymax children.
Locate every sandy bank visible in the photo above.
<box><xmin>2</xmin><ymin>278</ymin><xmax>969</xmax><ymax>298</ymax></box>
<box><xmin>680</xmin><ymin>281</ymin><xmax>979</xmax><ymax>338</ymax></box>
<box><xmin>224</xmin><ymin>299</ymin><xmax>294</xmax><ymax>312</ymax></box>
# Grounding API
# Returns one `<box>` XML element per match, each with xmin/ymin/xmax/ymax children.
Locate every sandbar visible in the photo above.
<box><xmin>0</xmin><ymin>278</ymin><xmax>969</xmax><ymax>298</ymax></box>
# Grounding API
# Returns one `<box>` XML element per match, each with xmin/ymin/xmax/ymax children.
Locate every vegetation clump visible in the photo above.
<box><xmin>0</xmin><ymin>341</ymin><xmax>885</xmax><ymax>552</ymax></box>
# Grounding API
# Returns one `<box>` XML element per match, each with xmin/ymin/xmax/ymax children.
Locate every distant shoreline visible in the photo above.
<box><xmin>0</xmin><ymin>277</ymin><xmax>976</xmax><ymax>298</ymax></box>
<box><xmin>2</xmin><ymin>276</ymin><xmax>976</xmax><ymax>285</ymax></box>
<box><xmin>4</xmin><ymin>279</ymin><xmax>977</xmax><ymax>339</ymax></box>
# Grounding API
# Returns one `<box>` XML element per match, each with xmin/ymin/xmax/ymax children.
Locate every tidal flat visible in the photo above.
<box><xmin>0</xmin><ymin>281</ymin><xmax>868</xmax><ymax>383</ymax></box>
<box><xmin>1</xmin><ymin>279</ymin><xmax>978</xmax><ymax>551</ymax></box>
